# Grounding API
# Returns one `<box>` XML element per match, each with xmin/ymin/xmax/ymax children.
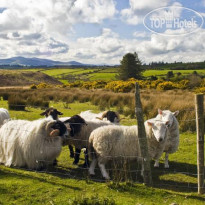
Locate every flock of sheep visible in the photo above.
<box><xmin>0</xmin><ymin>107</ymin><xmax>179</xmax><ymax>180</ymax></box>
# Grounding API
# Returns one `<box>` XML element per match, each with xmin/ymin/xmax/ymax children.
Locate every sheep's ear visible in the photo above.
<box><xmin>57</xmin><ymin>111</ymin><xmax>63</xmax><ymax>115</ymax></box>
<box><xmin>158</xmin><ymin>109</ymin><xmax>163</xmax><ymax>115</ymax></box>
<box><xmin>50</xmin><ymin>129</ymin><xmax>60</xmax><ymax>137</ymax></box>
<box><xmin>40</xmin><ymin>111</ymin><xmax>47</xmax><ymax>116</ymax></box>
<box><xmin>147</xmin><ymin>121</ymin><xmax>153</xmax><ymax>127</ymax></box>
<box><xmin>173</xmin><ymin>111</ymin><xmax>179</xmax><ymax>117</ymax></box>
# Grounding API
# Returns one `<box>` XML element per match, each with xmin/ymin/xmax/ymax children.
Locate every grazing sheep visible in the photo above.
<box><xmin>154</xmin><ymin>109</ymin><xmax>180</xmax><ymax>168</ymax></box>
<box><xmin>63</xmin><ymin>115</ymin><xmax>114</xmax><ymax>167</ymax></box>
<box><xmin>40</xmin><ymin>107</ymin><xmax>63</xmax><ymax>120</ymax></box>
<box><xmin>0</xmin><ymin>118</ymin><xmax>69</xmax><ymax>170</ymax></box>
<box><xmin>80</xmin><ymin>110</ymin><xmax>120</xmax><ymax>123</ymax></box>
<box><xmin>88</xmin><ymin>120</ymin><xmax>168</xmax><ymax>180</ymax></box>
<box><xmin>0</xmin><ymin>108</ymin><xmax>10</xmax><ymax>127</ymax></box>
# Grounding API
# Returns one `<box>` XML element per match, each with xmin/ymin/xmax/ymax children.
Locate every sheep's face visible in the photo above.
<box><xmin>64</xmin><ymin>115</ymin><xmax>86</xmax><ymax>137</ymax></box>
<box><xmin>147</xmin><ymin>121</ymin><xmax>168</xmax><ymax>142</ymax></box>
<box><xmin>104</xmin><ymin>111</ymin><xmax>120</xmax><ymax>123</ymax></box>
<box><xmin>40</xmin><ymin>108</ymin><xmax>63</xmax><ymax>120</ymax></box>
<box><xmin>158</xmin><ymin>109</ymin><xmax>179</xmax><ymax>128</ymax></box>
<box><xmin>49</xmin><ymin>121</ymin><xmax>69</xmax><ymax>140</ymax></box>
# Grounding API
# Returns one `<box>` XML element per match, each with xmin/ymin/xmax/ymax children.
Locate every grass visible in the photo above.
<box><xmin>143</xmin><ymin>69</ymin><xmax>205</xmax><ymax>77</ymax></box>
<box><xmin>20</xmin><ymin>67</ymin><xmax>205</xmax><ymax>83</ymax></box>
<box><xmin>0</xmin><ymin>98</ymin><xmax>204</xmax><ymax>204</ymax></box>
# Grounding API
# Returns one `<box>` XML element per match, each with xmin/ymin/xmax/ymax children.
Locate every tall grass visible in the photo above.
<box><xmin>0</xmin><ymin>88</ymin><xmax>203</xmax><ymax>131</ymax></box>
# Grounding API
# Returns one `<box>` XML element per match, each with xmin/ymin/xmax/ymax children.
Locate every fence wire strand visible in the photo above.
<box><xmin>0</xmin><ymin>106</ymin><xmax>203</xmax><ymax>191</ymax></box>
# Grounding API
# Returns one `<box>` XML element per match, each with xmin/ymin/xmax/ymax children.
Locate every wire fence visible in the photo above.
<box><xmin>0</xmin><ymin>102</ymin><xmax>204</xmax><ymax>193</ymax></box>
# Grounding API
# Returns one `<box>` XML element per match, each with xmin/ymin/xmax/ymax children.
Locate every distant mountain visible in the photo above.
<box><xmin>0</xmin><ymin>56</ymin><xmax>85</xmax><ymax>67</ymax></box>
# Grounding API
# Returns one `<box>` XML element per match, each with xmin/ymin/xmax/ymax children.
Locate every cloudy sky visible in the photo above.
<box><xmin>0</xmin><ymin>0</ymin><xmax>205</xmax><ymax>64</ymax></box>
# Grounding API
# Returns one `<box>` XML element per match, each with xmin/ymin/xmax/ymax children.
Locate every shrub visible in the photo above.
<box><xmin>37</xmin><ymin>83</ymin><xmax>53</xmax><ymax>89</ymax></box>
<box><xmin>157</xmin><ymin>81</ymin><xmax>177</xmax><ymax>90</ymax></box>
<box><xmin>30</xmin><ymin>84</ymin><xmax>37</xmax><ymax>89</ymax></box>
<box><xmin>8</xmin><ymin>95</ymin><xmax>26</xmax><ymax>111</ymax></box>
<box><xmin>1</xmin><ymin>92</ymin><xmax>10</xmax><ymax>100</ymax></box>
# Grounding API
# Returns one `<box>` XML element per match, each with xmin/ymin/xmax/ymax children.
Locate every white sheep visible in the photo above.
<box><xmin>0</xmin><ymin>108</ymin><xmax>10</xmax><ymax>127</ymax></box>
<box><xmin>0</xmin><ymin>118</ymin><xmax>69</xmax><ymax>170</ymax></box>
<box><xmin>154</xmin><ymin>109</ymin><xmax>180</xmax><ymax>168</ymax></box>
<box><xmin>80</xmin><ymin>110</ymin><xmax>120</xmax><ymax>123</ymax></box>
<box><xmin>88</xmin><ymin>120</ymin><xmax>168</xmax><ymax>180</ymax></box>
<box><xmin>63</xmin><ymin>115</ymin><xmax>115</xmax><ymax>166</ymax></box>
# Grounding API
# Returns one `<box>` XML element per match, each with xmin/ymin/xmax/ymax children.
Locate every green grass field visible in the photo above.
<box><xmin>21</xmin><ymin>67</ymin><xmax>205</xmax><ymax>83</ymax></box>
<box><xmin>0</xmin><ymin>99</ymin><xmax>204</xmax><ymax>204</ymax></box>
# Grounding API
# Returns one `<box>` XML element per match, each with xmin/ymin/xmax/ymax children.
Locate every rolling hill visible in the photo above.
<box><xmin>0</xmin><ymin>56</ymin><xmax>84</xmax><ymax>67</ymax></box>
<box><xmin>0</xmin><ymin>70</ymin><xmax>62</xmax><ymax>86</ymax></box>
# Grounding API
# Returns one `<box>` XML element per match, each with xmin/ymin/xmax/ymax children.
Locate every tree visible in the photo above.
<box><xmin>117</xmin><ymin>52</ymin><xmax>143</xmax><ymax>80</ymax></box>
<box><xmin>166</xmin><ymin>71</ymin><xmax>174</xmax><ymax>79</ymax></box>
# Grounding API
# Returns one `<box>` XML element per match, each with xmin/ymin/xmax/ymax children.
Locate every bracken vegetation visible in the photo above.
<box><xmin>1</xmin><ymin>87</ymin><xmax>203</xmax><ymax>132</ymax></box>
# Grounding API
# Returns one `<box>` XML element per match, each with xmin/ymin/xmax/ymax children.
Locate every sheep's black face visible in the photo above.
<box><xmin>106</xmin><ymin>111</ymin><xmax>118</xmax><ymax>123</ymax></box>
<box><xmin>64</xmin><ymin>115</ymin><xmax>86</xmax><ymax>137</ymax></box>
<box><xmin>40</xmin><ymin>108</ymin><xmax>63</xmax><ymax>120</ymax></box>
<box><xmin>51</xmin><ymin>120</ymin><xmax>68</xmax><ymax>137</ymax></box>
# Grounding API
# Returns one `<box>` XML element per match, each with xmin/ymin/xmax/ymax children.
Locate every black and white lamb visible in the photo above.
<box><xmin>63</xmin><ymin>115</ymin><xmax>115</xmax><ymax>167</ymax></box>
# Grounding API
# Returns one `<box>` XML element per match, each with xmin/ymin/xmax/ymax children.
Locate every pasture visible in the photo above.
<box><xmin>0</xmin><ymin>88</ymin><xmax>204</xmax><ymax>204</ymax></box>
<box><xmin>21</xmin><ymin>67</ymin><xmax>205</xmax><ymax>83</ymax></box>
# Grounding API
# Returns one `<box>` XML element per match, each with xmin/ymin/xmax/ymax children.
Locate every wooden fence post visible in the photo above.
<box><xmin>195</xmin><ymin>94</ymin><xmax>204</xmax><ymax>194</ymax></box>
<box><xmin>135</xmin><ymin>83</ymin><xmax>152</xmax><ymax>186</ymax></box>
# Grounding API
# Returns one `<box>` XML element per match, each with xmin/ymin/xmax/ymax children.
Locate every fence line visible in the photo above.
<box><xmin>0</xmin><ymin>100</ymin><xmax>204</xmax><ymax>192</ymax></box>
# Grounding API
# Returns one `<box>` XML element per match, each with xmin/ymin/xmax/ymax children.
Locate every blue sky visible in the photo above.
<box><xmin>0</xmin><ymin>0</ymin><xmax>205</xmax><ymax>64</ymax></box>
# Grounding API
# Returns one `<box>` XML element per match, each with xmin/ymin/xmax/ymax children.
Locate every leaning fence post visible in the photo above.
<box><xmin>195</xmin><ymin>94</ymin><xmax>204</xmax><ymax>194</ymax></box>
<box><xmin>135</xmin><ymin>83</ymin><xmax>152</xmax><ymax>186</ymax></box>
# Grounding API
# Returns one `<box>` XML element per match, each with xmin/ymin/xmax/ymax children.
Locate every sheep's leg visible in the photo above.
<box><xmin>68</xmin><ymin>145</ymin><xmax>74</xmax><ymax>158</ymax></box>
<box><xmin>154</xmin><ymin>160</ymin><xmax>159</xmax><ymax>167</ymax></box>
<box><xmin>164</xmin><ymin>152</ymin><xmax>169</xmax><ymax>168</ymax></box>
<box><xmin>73</xmin><ymin>148</ymin><xmax>81</xmax><ymax>165</ymax></box>
<box><xmin>141</xmin><ymin>161</ymin><xmax>144</xmax><ymax>177</ymax></box>
<box><xmin>88</xmin><ymin>158</ymin><xmax>97</xmax><ymax>175</ymax></box>
<box><xmin>53</xmin><ymin>159</ymin><xmax>58</xmax><ymax>166</ymax></box>
<box><xmin>98</xmin><ymin>162</ymin><xmax>110</xmax><ymax>180</ymax></box>
<box><xmin>83</xmin><ymin>148</ymin><xmax>89</xmax><ymax>168</ymax></box>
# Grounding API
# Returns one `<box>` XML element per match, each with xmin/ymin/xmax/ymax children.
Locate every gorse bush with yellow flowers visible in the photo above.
<box><xmin>30</xmin><ymin>78</ymin><xmax>204</xmax><ymax>93</ymax></box>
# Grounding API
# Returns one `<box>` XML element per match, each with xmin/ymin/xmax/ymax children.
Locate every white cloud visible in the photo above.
<box><xmin>121</xmin><ymin>0</ymin><xmax>171</xmax><ymax>25</ymax></box>
<box><xmin>0</xmin><ymin>0</ymin><xmax>117</xmax><ymax>59</ymax></box>
<box><xmin>67</xmin><ymin>27</ymin><xmax>205</xmax><ymax>64</ymax></box>
<box><xmin>133</xmin><ymin>31</ymin><xmax>150</xmax><ymax>38</ymax></box>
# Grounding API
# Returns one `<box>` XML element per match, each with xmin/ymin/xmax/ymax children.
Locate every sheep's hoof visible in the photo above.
<box><xmin>73</xmin><ymin>161</ymin><xmax>78</xmax><ymax>165</ymax></box>
<box><xmin>83</xmin><ymin>162</ymin><xmax>90</xmax><ymax>168</ymax></box>
<box><xmin>70</xmin><ymin>153</ymin><xmax>74</xmax><ymax>158</ymax></box>
<box><xmin>165</xmin><ymin>164</ymin><xmax>169</xmax><ymax>168</ymax></box>
<box><xmin>89</xmin><ymin>171</ymin><xmax>95</xmax><ymax>176</ymax></box>
<box><xmin>103</xmin><ymin>177</ymin><xmax>110</xmax><ymax>181</ymax></box>
<box><xmin>154</xmin><ymin>163</ymin><xmax>159</xmax><ymax>168</ymax></box>
<box><xmin>53</xmin><ymin>159</ymin><xmax>58</xmax><ymax>166</ymax></box>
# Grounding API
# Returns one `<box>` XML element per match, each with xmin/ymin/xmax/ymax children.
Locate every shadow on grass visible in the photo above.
<box><xmin>151</xmin><ymin>160</ymin><xmax>198</xmax><ymax>193</ymax></box>
<box><xmin>49</xmin><ymin>159</ymin><xmax>200</xmax><ymax>193</ymax></box>
<box><xmin>0</xmin><ymin>167</ymin><xmax>81</xmax><ymax>191</ymax></box>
